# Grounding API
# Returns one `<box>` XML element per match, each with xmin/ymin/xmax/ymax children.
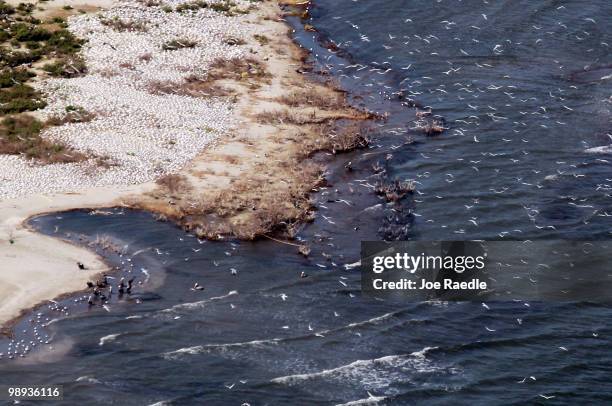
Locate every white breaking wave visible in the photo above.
<box><xmin>163</xmin><ymin>337</ymin><xmax>281</xmax><ymax>360</ymax></box>
<box><xmin>271</xmin><ymin>347</ymin><xmax>439</xmax><ymax>388</ymax></box>
<box><xmin>336</xmin><ymin>393</ymin><xmax>388</xmax><ymax>406</ymax></box>
<box><xmin>42</xmin><ymin>318</ymin><xmax>61</xmax><ymax>327</ymax></box>
<box><xmin>585</xmin><ymin>145</ymin><xmax>612</xmax><ymax>154</ymax></box>
<box><xmin>158</xmin><ymin>290</ymin><xmax>238</xmax><ymax>314</ymax></box>
<box><xmin>99</xmin><ymin>333</ymin><xmax>121</xmax><ymax>346</ymax></box>
<box><xmin>76</xmin><ymin>376</ymin><xmax>102</xmax><ymax>384</ymax></box>
<box><xmin>163</xmin><ymin>311</ymin><xmax>410</xmax><ymax>360</ymax></box>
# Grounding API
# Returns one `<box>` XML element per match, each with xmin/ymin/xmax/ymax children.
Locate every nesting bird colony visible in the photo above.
<box><xmin>0</xmin><ymin>0</ymin><xmax>253</xmax><ymax>199</ymax></box>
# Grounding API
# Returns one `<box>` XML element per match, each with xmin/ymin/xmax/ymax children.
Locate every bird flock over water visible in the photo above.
<box><xmin>312</xmin><ymin>0</ymin><xmax>612</xmax><ymax>238</ymax></box>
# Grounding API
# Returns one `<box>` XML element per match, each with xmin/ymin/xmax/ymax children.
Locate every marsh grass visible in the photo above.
<box><xmin>276</xmin><ymin>88</ymin><xmax>346</xmax><ymax>110</ymax></box>
<box><xmin>207</xmin><ymin>57</ymin><xmax>270</xmax><ymax>82</ymax></box>
<box><xmin>147</xmin><ymin>77</ymin><xmax>230</xmax><ymax>98</ymax></box>
<box><xmin>147</xmin><ymin>57</ymin><xmax>269</xmax><ymax>98</ymax></box>
<box><xmin>100</xmin><ymin>16</ymin><xmax>147</xmax><ymax>32</ymax></box>
<box><xmin>182</xmin><ymin>161</ymin><xmax>322</xmax><ymax>239</ymax></box>
<box><xmin>0</xmin><ymin>114</ymin><xmax>87</xmax><ymax>163</ymax></box>
<box><xmin>156</xmin><ymin>173</ymin><xmax>192</xmax><ymax>195</ymax></box>
<box><xmin>42</xmin><ymin>57</ymin><xmax>87</xmax><ymax>78</ymax></box>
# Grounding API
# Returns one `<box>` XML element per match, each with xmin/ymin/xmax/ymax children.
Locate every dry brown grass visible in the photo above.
<box><xmin>156</xmin><ymin>173</ymin><xmax>192</xmax><ymax>195</ymax></box>
<box><xmin>179</xmin><ymin>161</ymin><xmax>323</xmax><ymax>239</ymax></box>
<box><xmin>147</xmin><ymin>77</ymin><xmax>230</xmax><ymax>98</ymax></box>
<box><xmin>46</xmin><ymin>107</ymin><xmax>96</xmax><ymax>126</ymax></box>
<box><xmin>327</xmin><ymin>122</ymin><xmax>370</xmax><ymax>153</ymax></box>
<box><xmin>218</xmin><ymin>154</ymin><xmax>240</xmax><ymax>165</ymax></box>
<box><xmin>138</xmin><ymin>53</ymin><xmax>153</xmax><ymax>62</ymax></box>
<box><xmin>147</xmin><ymin>57</ymin><xmax>269</xmax><ymax>98</ymax></box>
<box><xmin>138</xmin><ymin>0</ymin><xmax>161</xmax><ymax>6</ymax></box>
<box><xmin>207</xmin><ymin>57</ymin><xmax>270</xmax><ymax>82</ymax></box>
<box><xmin>282</xmin><ymin>121</ymin><xmax>370</xmax><ymax>158</ymax></box>
<box><xmin>100</xmin><ymin>17</ymin><xmax>148</xmax><ymax>32</ymax></box>
<box><xmin>276</xmin><ymin>88</ymin><xmax>346</xmax><ymax>110</ymax></box>
<box><xmin>255</xmin><ymin>109</ymin><xmax>310</xmax><ymax>125</ymax></box>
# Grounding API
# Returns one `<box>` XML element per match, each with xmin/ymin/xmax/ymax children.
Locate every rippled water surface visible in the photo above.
<box><xmin>1</xmin><ymin>0</ymin><xmax>612</xmax><ymax>404</ymax></box>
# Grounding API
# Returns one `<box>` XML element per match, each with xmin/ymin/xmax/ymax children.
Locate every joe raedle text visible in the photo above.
<box><xmin>372</xmin><ymin>278</ymin><xmax>487</xmax><ymax>291</ymax></box>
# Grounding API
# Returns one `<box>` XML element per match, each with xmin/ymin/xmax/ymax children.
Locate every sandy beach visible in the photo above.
<box><xmin>0</xmin><ymin>0</ymin><xmax>368</xmax><ymax>328</ymax></box>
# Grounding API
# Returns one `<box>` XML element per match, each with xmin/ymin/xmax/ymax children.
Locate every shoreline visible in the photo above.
<box><xmin>0</xmin><ymin>0</ymin><xmax>371</xmax><ymax>329</ymax></box>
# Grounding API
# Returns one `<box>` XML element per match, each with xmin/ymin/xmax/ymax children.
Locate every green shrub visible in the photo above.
<box><xmin>176</xmin><ymin>1</ymin><xmax>207</xmax><ymax>12</ymax></box>
<box><xmin>0</xmin><ymin>114</ymin><xmax>87</xmax><ymax>163</ymax></box>
<box><xmin>44</xmin><ymin>29</ymin><xmax>84</xmax><ymax>54</ymax></box>
<box><xmin>0</xmin><ymin>1</ymin><xmax>15</xmax><ymax>16</ymax></box>
<box><xmin>16</xmin><ymin>2</ymin><xmax>35</xmax><ymax>14</ymax></box>
<box><xmin>12</xmin><ymin>23</ymin><xmax>52</xmax><ymax>41</ymax></box>
<box><xmin>42</xmin><ymin>57</ymin><xmax>87</xmax><ymax>77</ymax></box>
<box><xmin>0</xmin><ymin>84</ymin><xmax>46</xmax><ymax>113</ymax></box>
<box><xmin>210</xmin><ymin>1</ymin><xmax>234</xmax><ymax>13</ymax></box>
<box><xmin>0</xmin><ymin>49</ymin><xmax>42</xmax><ymax>67</ymax></box>
<box><xmin>254</xmin><ymin>34</ymin><xmax>268</xmax><ymax>45</ymax></box>
<box><xmin>0</xmin><ymin>68</ymin><xmax>34</xmax><ymax>87</ymax></box>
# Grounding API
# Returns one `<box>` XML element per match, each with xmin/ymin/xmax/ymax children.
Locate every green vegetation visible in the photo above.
<box><xmin>0</xmin><ymin>1</ymin><xmax>15</xmax><ymax>16</ymax></box>
<box><xmin>160</xmin><ymin>0</ymin><xmax>248</xmax><ymax>16</ymax></box>
<box><xmin>175</xmin><ymin>0</ymin><xmax>207</xmax><ymax>13</ymax></box>
<box><xmin>0</xmin><ymin>114</ymin><xmax>86</xmax><ymax>163</ymax></box>
<box><xmin>0</xmin><ymin>84</ymin><xmax>46</xmax><ymax>114</ymax></box>
<box><xmin>0</xmin><ymin>68</ymin><xmax>34</xmax><ymax>87</ymax></box>
<box><xmin>210</xmin><ymin>1</ymin><xmax>232</xmax><ymax>13</ymax></box>
<box><xmin>0</xmin><ymin>0</ymin><xmax>90</xmax><ymax>162</ymax></box>
<box><xmin>42</xmin><ymin>57</ymin><xmax>87</xmax><ymax>77</ymax></box>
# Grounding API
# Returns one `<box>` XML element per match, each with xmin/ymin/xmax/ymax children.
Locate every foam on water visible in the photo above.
<box><xmin>271</xmin><ymin>347</ymin><xmax>442</xmax><ymax>389</ymax></box>
<box><xmin>99</xmin><ymin>333</ymin><xmax>121</xmax><ymax>346</ymax></box>
<box><xmin>157</xmin><ymin>290</ymin><xmax>238</xmax><ymax>315</ymax></box>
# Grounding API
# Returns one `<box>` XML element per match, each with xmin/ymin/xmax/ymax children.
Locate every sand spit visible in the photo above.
<box><xmin>0</xmin><ymin>0</ymin><xmax>370</xmax><ymax>328</ymax></box>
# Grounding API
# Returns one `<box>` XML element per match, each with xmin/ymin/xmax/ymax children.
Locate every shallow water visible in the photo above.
<box><xmin>1</xmin><ymin>0</ymin><xmax>612</xmax><ymax>404</ymax></box>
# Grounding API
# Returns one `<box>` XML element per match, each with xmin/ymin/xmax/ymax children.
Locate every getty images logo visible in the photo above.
<box><xmin>371</xmin><ymin>252</ymin><xmax>486</xmax><ymax>274</ymax></box>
